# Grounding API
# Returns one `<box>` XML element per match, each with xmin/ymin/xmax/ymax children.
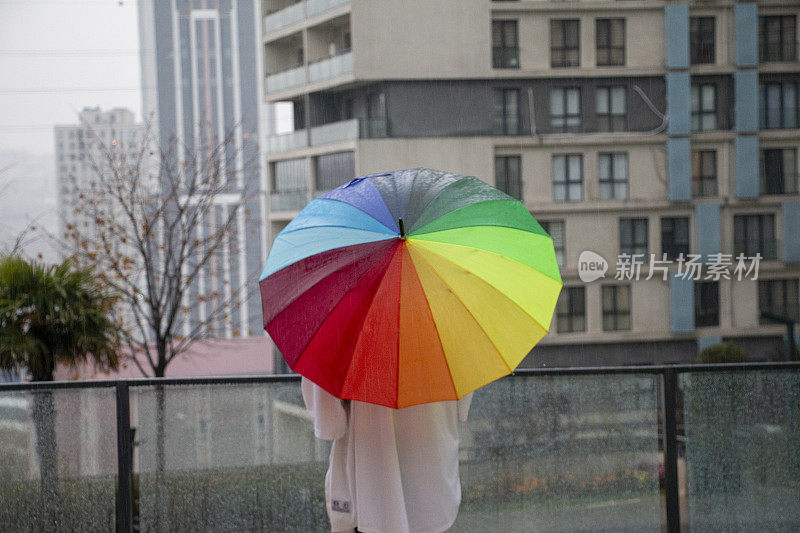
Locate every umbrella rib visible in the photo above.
<box><xmin>409</xmin><ymin>240</ymin><xmax>555</xmax><ymax>337</ymax></box>
<box><xmin>408</xmin><ymin>244</ymin><xmax>513</xmax><ymax>377</ymax></box>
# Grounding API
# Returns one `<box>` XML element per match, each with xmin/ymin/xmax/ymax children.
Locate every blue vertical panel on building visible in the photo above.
<box><xmin>695</xmin><ymin>203</ymin><xmax>721</xmax><ymax>261</ymax></box>
<box><xmin>697</xmin><ymin>335</ymin><xmax>722</xmax><ymax>353</ymax></box>
<box><xmin>666</xmin><ymin>72</ymin><xmax>691</xmax><ymax>136</ymax></box>
<box><xmin>670</xmin><ymin>274</ymin><xmax>695</xmax><ymax>333</ymax></box>
<box><xmin>735</xmin><ymin>135</ymin><xmax>760</xmax><ymax>198</ymax></box>
<box><xmin>665</xmin><ymin>4</ymin><xmax>690</xmax><ymax>69</ymax></box>
<box><xmin>782</xmin><ymin>201</ymin><xmax>800</xmax><ymax>262</ymax></box>
<box><xmin>735</xmin><ymin>3</ymin><xmax>759</xmax><ymax>68</ymax></box>
<box><xmin>735</xmin><ymin>70</ymin><xmax>759</xmax><ymax>132</ymax></box>
<box><xmin>668</xmin><ymin>138</ymin><xmax>692</xmax><ymax>201</ymax></box>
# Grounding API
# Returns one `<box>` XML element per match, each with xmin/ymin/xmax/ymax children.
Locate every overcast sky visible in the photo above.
<box><xmin>0</xmin><ymin>0</ymin><xmax>141</xmax><ymax>155</ymax></box>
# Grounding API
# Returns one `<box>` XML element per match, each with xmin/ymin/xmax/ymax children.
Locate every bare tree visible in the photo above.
<box><xmin>57</xmin><ymin>118</ymin><xmax>262</xmax><ymax>377</ymax></box>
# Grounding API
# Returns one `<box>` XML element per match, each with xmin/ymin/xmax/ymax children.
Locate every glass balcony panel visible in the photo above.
<box><xmin>263</xmin><ymin>2</ymin><xmax>304</xmax><ymax>34</ymax></box>
<box><xmin>270</xmin><ymin>189</ymin><xmax>308</xmax><ymax>211</ymax></box>
<box><xmin>452</xmin><ymin>373</ymin><xmax>662</xmax><ymax>531</ymax></box>
<box><xmin>306</xmin><ymin>0</ymin><xmax>349</xmax><ymax>18</ymax></box>
<box><xmin>308</xmin><ymin>51</ymin><xmax>353</xmax><ymax>83</ymax></box>
<box><xmin>680</xmin><ymin>370</ymin><xmax>800</xmax><ymax>530</ymax></box>
<box><xmin>0</xmin><ymin>388</ymin><xmax>118</xmax><ymax>531</ymax></box>
<box><xmin>266</xmin><ymin>129</ymin><xmax>308</xmax><ymax>152</ymax></box>
<box><xmin>266</xmin><ymin>65</ymin><xmax>307</xmax><ymax>94</ymax></box>
<box><xmin>309</xmin><ymin>118</ymin><xmax>358</xmax><ymax>146</ymax></box>
<box><xmin>131</xmin><ymin>383</ymin><xmax>330</xmax><ymax>531</ymax></box>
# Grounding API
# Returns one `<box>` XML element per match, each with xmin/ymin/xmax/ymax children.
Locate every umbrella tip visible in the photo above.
<box><xmin>398</xmin><ymin>218</ymin><xmax>406</xmax><ymax>239</ymax></box>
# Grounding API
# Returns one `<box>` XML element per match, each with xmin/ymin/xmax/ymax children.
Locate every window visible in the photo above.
<box><xmin>761</xmin><ymin>148</ymin><xmax>798</xmax><ymax>195</ymax></box>
<box><xmin>367</xmin><ymin>91</ymin><xmax>388</xmax><ymax>137</ymax></box>
<box><xmin>272</xmin><ymin>157</ymin><xmax>309</xmax><ymax>193</ymax></box>
<box><xmin>695</xmin><ymin>281</ymin><xmax>720</xmax><ymax>327</ymax></box>
<box><xmin>760</xmin><ymin>82</ymin><xmax>798</xmax><ymax>130</ymax></box>
<box><xmin>598</xmin><ymin>153</ymin><xmax>628</xmax><ymax>199</ymax></box>
<box><xmin>494</xmin><ymin>88</ymin><xmax>520</xmax><ymax>135</ymax></box>
<box><xmin>550</xmin><ymin>87</ymin><xmax>581</xmax><ymax>133</ymax></box>
<box><xmin>661</xmin><ymin>217</ymin><xmax>690</xmax><ymax>261</ymax></box>
<box><xmin>602</xmin><ymin>284</ymin><xmax>631</xmax><ymax>331</ymax></box>
<box><xmin>734</xmin><ymin>214</ymin><xmax>777</xmax><ymax>260</ymax></box>
<box><xmin>540</xmin><ymin>220</ymin><xmax>565</xmax><ymax>267</ymax></box>
<box><xmin>619</xmin><ymin>218</ymin><xmax>648</xmax><ymax>257</ymax></box>
<box><xmin>596</xmin><ymin>86</ymin><xmax>626</xmax><ymax>131</ymax></box>
<box><xmin>495</xmin><ymin>155</ymin><xmax>522</xmax><ymax>200</ymax></box>
<box><xmin>552</xmin><ymin>154</ymin><xmax>583</xmax><ymax>202</ymax></box>
<box><xmin>760</xmin><ymin>15</ymin><xmax>797</xmax><ymax>63</ymax></box>
<box><xmin>759</xmin><ymin>279</ymin><xmax>799</xmax><ymax>324</ymax></box>
<box><xmin>690</xmin><ymin>17</ymin><xmax>715</xmax><ymax>64</ymax></box>
<box><xmin>691</xmin><ymin>84</ymin><xmax>716</xmax><ymax>131</ymax></box>
<box><xmin>492</xmin><ymin>20</ymin><xmax>519</xmax><ymax>68</ymax></box>
<box><xmin>315</xmin><ymin>151</ymin><xmax>355</xmax><ymax>192</ymax></box>
<box><xmin>691</xmin><ymin>150</ymin><xmax>717</xmax><ymax>197</ymax></box>
<box><xmin>596</xmin><ymin>18</ymin><xmax>625</xmax><ymax>66</ymax></box>
<box><xmin>551</xmin><ymin>19</ymin><xmax>580</xmax><ymax>67</ymax></box>
<box><xmin>556</xmin><ymin>286</ymin><xmax>586</xmax><ymax>333</ymax></box>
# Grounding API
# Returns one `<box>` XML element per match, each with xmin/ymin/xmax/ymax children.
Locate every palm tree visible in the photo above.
<box><xmin>0</xmin><ymin>255</ymin><xmax>120</xmax><ymax>529</ymax></box>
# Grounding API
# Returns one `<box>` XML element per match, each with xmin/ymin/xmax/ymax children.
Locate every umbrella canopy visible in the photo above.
<box><xmin>260</xmin><ymin>168</ymin><xmax>562</xmax><ymax>408</ymax></box>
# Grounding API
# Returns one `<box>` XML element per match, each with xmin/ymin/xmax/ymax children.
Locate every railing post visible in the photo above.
<box><xmin>663</xmin><ymin>368</ymin><xmax>681</xmax><ymax>533</ymax></box>
<box><xmin>116</xmin><ymin>382</ymin><xmax>133</xmax><ymax>533</ymax></box>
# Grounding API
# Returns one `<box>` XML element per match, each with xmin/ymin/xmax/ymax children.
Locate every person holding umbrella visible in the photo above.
<box><xmin>260</xmin><ymin>168</ymin><xmax>562</xmax><ymax>532</ymax></box>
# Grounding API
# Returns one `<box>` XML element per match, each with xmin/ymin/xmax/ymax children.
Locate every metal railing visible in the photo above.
<box><xmin>1</xmin><ymin>361</ymin><xmax>799</xmax><ymax>532</ymax></box>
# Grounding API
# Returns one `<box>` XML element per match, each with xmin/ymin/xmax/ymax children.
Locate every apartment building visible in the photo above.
<box><xmin>261</xmin><ymin>0</ymin><xmax>800</xmax><ymax>366</ymax></box>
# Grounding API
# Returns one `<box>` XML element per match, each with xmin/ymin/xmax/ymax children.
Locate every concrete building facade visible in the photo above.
<box><xmin>260</xmin><ymin>0</ymin><xmax>800</xmax><ymax>366</ymax></box>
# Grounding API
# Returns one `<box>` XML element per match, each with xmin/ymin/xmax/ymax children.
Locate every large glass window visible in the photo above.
<box><xmin>596</xmin><ymin>86</ymin><xmax>626</xmax><ymax>131</ymax></box>
<box><xmin>759</xmin><ymin>279</ymin><xmax>800</xmax><ymax>324</ymax></box>
<box><xmin>495</xmin><ymin>155</ymin><xmax>522</xmax><ymax>200</ymax></box>
<box><xmin>619</xmin><ymin>218</ymin><xmax>649</xmax><ymax>257</ymax></box>
<box><xmin>602</xmin><ymin>284</ymin><xmax>631</xmax><ymax>331</ymax></box>
<box><xmin>760</xmin><ymin>82</ymin><xmax>798</xmax><ymax>130</ymax></box>
<box><xmin>598</xmin><ymin>153</ymin><xmax>628</xmax><ymax>200</ymax></box>
<box><xmin>314</xmin><ymin>151</ymin><xmax>354</xmax><ymax>192</ymax></box>
<box><xmin>550</xmin><ymin>88</ymin><xmax>581</xmax><ymax>133</ymax></box>
<box><xmin>552</xmin><ymin>154</ymin><xmax>583</xmax><ymax>202</ymax></box>
<box><xmin>556</xmin><ymin>286</ymin><xmax>586</xmax><ymax>333</ymax></box>
<box><xmin>695</xmin><ymin>281</ymin><xmax>720</xmax><ymax>328</ymax></box>
<box><xmin>661</xmin><ymin>217</ymin><xmax>690</xmax><ymax>262</ymax></box>
<box><xmin>540</xmin><ymin>219</ymin><xmax>565</xmax><ymax>267</ymax></box>
<box><xmin>734</xmin><ymin>214</ymin><xmax>777</xmax><ymax>260</ymax></box>
<box><xmin>691</xmin><ymin>150</ymin><xmax>717</xmax><ymax>197</ymax></box>
<box><xmin>492</xmin><ymin>20</ymin><xmax>519</xmax><ymax>68</ymax></box>
<box><xmin>596</xmin><ymin>18</ymin><xmax>625</xmax><ymax>66</ymax></box>
<box><xmin>760</xmin><ymin>15</ymin><xmax>797</xmax><ymax>63</ymax></box>
<box><xmin>494</xmin><ymin>88</ymin><xmax>520</xmax><ymax>135</ymax></box>
<box><xmin>761</xmin><ymin>148</ymin><xmax>798</xmax><ymax>195</ymax></box>
<box><xmin>690</xmin><ymin>17</ymin><xmax>715</xmax><ymax>64</ymax></box>
<box><xmin>691</xmin><ymin>84</ymin><xmax>717</xmax><ymax>131</ymax></box>
<box><xmin>551</xmin><ymin>19</ymin><xmax>580</xmax><ymax>67</ymax></box>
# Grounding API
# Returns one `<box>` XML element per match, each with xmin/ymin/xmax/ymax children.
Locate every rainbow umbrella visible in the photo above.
<box><xmin>260</xmin><ymin>168</ymin><xmax>562</xmax><ymax>408</ymax></box>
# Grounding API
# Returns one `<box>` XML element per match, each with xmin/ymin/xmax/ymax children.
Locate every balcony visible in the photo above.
<box><xmin>308</xmin><ymin>50</ymin><xmax>352</xmax><ymax>83</ymax></box>
<box><xmin>263</xmin><ymin>0</ymin><xmax>349</xmax><ymax>36</ymax></box>
<box><xmin>1</xmin><ymin>363</ymin><xmax>799</xmax><ymax>531</ymax></box>
<box><xmin>266</xmin><ymin>129</ymin><xmax>308</xmax><ymax>153</ymax></box>
<box><xmin>265</xmin><ymin>64</ymin><xmax>307</xmax><ymax>94</ymax></box>
<box><xmin>262</xmin><ymin>2</ymin><xmax>304</xmax><ymax>34</ymax></box>
<box><xmin>309</xmin><ymin>118</ymin><xmax>358</xmax><ymax>146</ymax></box>
<box><xmin>270</xmin><ymin>188</ymin><xmax>308</xmax><ymax>211</ymax></box>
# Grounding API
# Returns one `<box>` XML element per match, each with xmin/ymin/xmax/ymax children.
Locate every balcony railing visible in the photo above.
<box><xmin>308</xmin><ymin>50</ymin><xmax>352</xmax><ymax>83</ymax></box>
<box><xmin>1</xmin><ymin>363</ymin><xmax>799</xmax><ymax>531</ymax></box>
<box><xmin>266</xmin><ymin>129</ymin><xmax>308</xmax><ymax>153</ymax></box>
<box><xmin>306</xmin><ymin>0</ymin><xmax>349</xmax><ymax>18</ymax></box>
<box><xmin>265</xmin><ymin>64</ymin><xmax>307</xmax><ymax>94</ymax></box>
<box><xmin>270</xmin><ymin>188</ymin><xmax>308</xmax><ymax>211</ymax></box>
<box><xmin>262</xmin><ymin>2</ymin><xmax>304</xmax><ymax>34</ymax></box>
<box><xmin>309</xmin><ymin>118</ymin><xmax>358</xmax><ymax>146</ymax></box>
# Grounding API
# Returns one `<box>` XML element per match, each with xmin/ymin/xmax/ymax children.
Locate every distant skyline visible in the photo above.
<box><xmin>0</xmin><ymin>0</ymin><xmax>141</xmax><ymax>155</ymax></box>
